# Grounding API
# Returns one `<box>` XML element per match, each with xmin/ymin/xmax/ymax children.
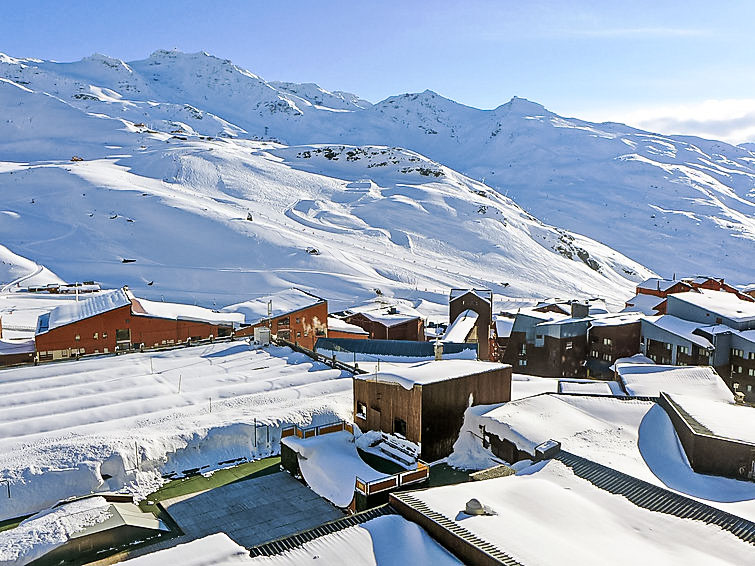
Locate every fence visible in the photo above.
<box><xmin>281</xmin><ymin>420</ymin><xmax>354</xmax><ymax>440</ymax></box>
<box><xmin>354</xmin><ymin>460</ymin><xmax>429</xmax><ymax>496</ymax></box>
<box><xmin>273</xmin><ymin>337</ymin><xmax>367</xmax><ymax>374</ymax></box>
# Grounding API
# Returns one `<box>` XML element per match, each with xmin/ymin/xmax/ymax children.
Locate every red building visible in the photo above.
<box><xmin>343</xmin><ymin>311</ymin><xmax>425</xmax><ymax>342</ymax></box>
<box><xmin>222</xmin><ymin>288</ymin><xmax>328</xmax><ymax>350</ymax></box>
<box><xmin>326</xmin><ymin>316</ymin><xmax>369</xmax><ymax>340</ymax></box>
<box><xmin>35</xmin><ymin>289</ymin><xmax>240</xmax><ymax>361</ymax></box>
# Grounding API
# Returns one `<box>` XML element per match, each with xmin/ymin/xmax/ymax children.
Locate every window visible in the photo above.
<box><xmin>518</xmin><ymin>359</ymin><xmax>527</xmax><ymax>366</ymax></box>
<box><xmin>393</xmin><ymin>418</ymin><xmax>407</xmax><ymax>437</ymax></box>
<box><xmin>731</xmin><ymin>348</ymin><xmax>745</xmax><ymax>358</ymax></box>
<box><xmin>664</xmin><ymin>342</ymin><xmax>672</xmax><ymax>351</ymax></box>
<box><xmin>356</xmin><ymin>401</ymin><xmax>367</xmax><ymax>420</ymax></box>
<box><xmin>535</xmin><ymin>334</ymin><xmax>544</xmax><ymax>347</ymax></box>
<box><xmin>749</xmin><ymin>369</ymin><xmax>755</xmax><ymax>377</ymax></box>
<box><xmin>315</xmin><ymin>328</ymin><xmax>325</xmax><ymax>336</ymax></box>
<box><xmin>732</xmin><ymin>365</ymin><xmax>743</xmax><ymax>374</ymax></box>
<box><xmin>677</xmin><ymin>345</ymin><xmax>689</xmax><ymax>355</ymax></box>
<box><xmin>103</xmin><ymin>348</ymin><xmax>109</xmax><ymax>353</ymax></box>
<box><xmin>75</xmin><ymin>334</ymin><xmax>80</xmax><ymax>341</ymax></box>
<box><xmin>102</xmin><ymin>332</ymin><xmax>108</xmax><ymax>339</ymax></box>
<box><xmin>602</xmin><ymin>353</ymin><xmax>612</xmax><ymax>361</ymax></box>
<box><xmin>93</xmin><ymin>332</ymin><xmax>98</xmax><ymax>339</ymax></box>
<box><xmin>602</xmin><ymin>337</ymin><xmax>613</xmax><ymax>346</ymax></box>
<box><xmin>590</xmin><ymin>350</ymin><xmax>599</xmax><ymax>358</ymax></box>
<box><xmin>278</xmin><ymin>329</ymin><xmax>291</xmax><ymax>340</ymax></box>
<box><xmin>749</xmin><ymin>352</ymin><xmax>755</xmax><ymax>360</ymax></box>
<box><xmin>565</xmin><ymin>341</ymin><xmax>573</xmax><ymax>350</ymax></box>
<box><xmin>520</xmin><ymin>344</ymin><xmax>527</xmax><ymax>354</ymax></box>
<box><xmin>296</xmin><ymin>317</ymin><xmax>301</xmax><ymax>324</ymax></box>
<box><xmin>277</xmin><ymin>317</ymin><xmax>290</xmax><ymax>329</ymax></box>
<box><xmin>748</xmin><ymin>384</ymin><xmax>753</xmax><ymax>392</ymax></box>
<box><xmin>296</xmin><ymin>331</ymin><xmax>301</xmax><ymax>338</ymax></box>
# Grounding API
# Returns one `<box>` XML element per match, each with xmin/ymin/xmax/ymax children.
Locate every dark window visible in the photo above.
<box><xmin>315</xmin><ymin>328</ymin><xmax>326</xmax><ymax>336</ymax></box>
<box><xmin>278</xmin><ymin>329</ymin><xmax>291</xmax><ymax>340</ymax></box>
<box><xmin>394</xmin><ymin>417</ymin><xmax>407</xmax><ymax>437</ymax></box>
<box><xmin>115</xmin><ymin>329</ymin><xmax>130</xmax><ymax>342</ymax></box>
<box><xmin>277</xmin><ymin>317</ymin><xmax>290</xmax><ymax>329</ymax></box>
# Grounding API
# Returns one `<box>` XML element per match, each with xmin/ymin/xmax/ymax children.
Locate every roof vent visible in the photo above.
<box><xmin>464</xmin><ymin>498</ymin><xmax>496</xmax><ymax>516</ymax></box>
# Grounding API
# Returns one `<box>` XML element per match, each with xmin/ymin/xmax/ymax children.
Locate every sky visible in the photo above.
<box><xmin>2</xmin><ymin>0</ymin><xmax>754</xmax><ymax>143</ymax></box>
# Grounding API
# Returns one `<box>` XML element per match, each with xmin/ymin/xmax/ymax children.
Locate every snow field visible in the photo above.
<box><xmin>0</xmin><ymin>343</ymin><xmax>353</xmax><ymax>521</ymax></box>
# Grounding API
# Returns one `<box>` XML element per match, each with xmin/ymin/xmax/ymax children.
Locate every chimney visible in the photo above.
<box><xmin>434</xmin><ymin>339</ymin><xmax>444</xmax><ymax>361</ymax></box>
<box><xmin>571</xmin><ymin>302</ymin><xmax>589</xmax><ymax>319</ymax></box>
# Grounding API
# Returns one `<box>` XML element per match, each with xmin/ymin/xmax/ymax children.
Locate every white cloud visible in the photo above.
<box><xmin>585</xmin><ymin>99</ymin><xmax>755</xmax><ymax>145</ymax></box>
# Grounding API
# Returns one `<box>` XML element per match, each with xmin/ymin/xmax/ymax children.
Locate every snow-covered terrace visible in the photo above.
<box><xmin>0</xmin><ymin>342</ymin><xmax>353</xmax><ymax>521</ymax></box>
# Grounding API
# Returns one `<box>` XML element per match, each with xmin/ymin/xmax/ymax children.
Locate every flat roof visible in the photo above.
<box><xmin>642</xmin><ymin>315</ymin><xmax>713</xmax><ymax>349</ymax></box>
<box><xmin>405</xmin><ymin>459</ymin><xmax>754</xmax><ymax>566</ymax></box>
<box><xmin>221</xmin><ymin>288</ymin><xmax>325</xmax><ymax>325</ymax></box>
<box><xmin>354</xmin><ymin>359</ymin><xmax>508</xmax><ymax>390</ymax></box>
<box><xmin>667</xmin><ymin>393</ymin><xmax>755</xmax><ymax>444</ymax></box>
<box><xmin>670</xmin><ymin>289</ymin><xmax>755</xmax><ymax>323</ymax></box>
<box><xmin>616</xmin><ymin>362</ymin><xmax>733</xmax><ymax>402</ymax></box>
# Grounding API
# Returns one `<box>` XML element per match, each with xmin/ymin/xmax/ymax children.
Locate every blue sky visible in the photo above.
<box><xmin>3</xmin><ymin>1</ymin><xmax>754</xmax><ymax>141</ymax></box>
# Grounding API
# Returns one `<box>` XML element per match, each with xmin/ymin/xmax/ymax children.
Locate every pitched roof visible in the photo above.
<box><xmin>41</xmin><ymin>289</ymin><xmax>130</xmax><ymax>333</ymax></box>
<box><xmin>221</xmin><ymin>288</ymin><xmax>325</xmax><ymax>325</ymax></box>
<box><xmin>637</xmin><ymin>278</ymin><xmax>689</xmax><ymax>292</ymax></box>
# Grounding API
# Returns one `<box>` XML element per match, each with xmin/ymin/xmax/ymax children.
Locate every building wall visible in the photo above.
<box><xmin>449</xmin><ymin>291</ymin><xmax>492</xmax><ymax>360</ymax></box>
<box><xmin>726</xmin><ymin>334</ymin><xmax>755</xmax><ymax>402</ymax></box>
<box><xmin>327</xmin><ymin>329</ymin><xmax>368</xmax><ymax>340</ymax></box>
<box><xmin>503</xmin><ymin>331</ymin><xmax>586</xmax><ymax>377</ymax></box>
<box><xmin>353</xmin><ymin>379</ymin><xmax>423</xmax><ymax>446</ymax></box>
<box><xmin>343</xmin><ymin>313</ymin><xmax>424</xmax><ymax>342</ymax></box>
<box><xmin>235</xmin><ymin>302</ymin><xmax>328</xmax><ymax>350</ymax></box>
<box><xmin>353</xmin><ymin>366</ymin><xmax>512</xmax><ymax>461</ymax></box>
<box><xmin>0</xmin><ymin>352</ymin><xmax>35</xmax><ymax>367</ymax></box>
<box><xmin>587</xmin><ymin>323</ymin><xmax>641</xmax><ymax>377</ymax></box>
<box><xmin>659</xmin><ymin>393</ymin><xmax>755</xmax><ymax>480</ymax></box>
<box><xmin>35</xmin><ymin>305</ymin><xmax>224</xmax><ymax>361</ymax></box>
<box><xmin>420</xmin><ymin>366</ymin><xmax>511</xmax><ymax>461</ymax></box>
<box><xmin>666</xmin><ymin>295</ymin><xmax>754</xmax><ymax>331</ymax></box>
<box><xmin>637</xmin><ymin>281</ymin><xmax>690</xmax><ymax>297</ymax></box>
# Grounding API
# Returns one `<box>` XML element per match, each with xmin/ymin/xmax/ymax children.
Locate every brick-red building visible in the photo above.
<box><xmin>35</xmin><ymin>289</ymin><xmax>240</xmax><ymax>361</ymax></box>
<box><xmin>326</xmin><ymin>316</ymin><xmax>369</xmax><ymax>340</ymax></box>
<box><xmin>343</xmin><ymin>311</ymin><xmax>424</xmax><ymax>342</ymax></box>
<box><xmin>223</xmin><ymin>288</ymin><xmax>328</xmax><ymax>350</ymax></box>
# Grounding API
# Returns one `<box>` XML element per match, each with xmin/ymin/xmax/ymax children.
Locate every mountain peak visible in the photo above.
<box><xmin>497</xmin><ymin>96</ymin><xmax>549</xmax><ymax>114</ymax></box>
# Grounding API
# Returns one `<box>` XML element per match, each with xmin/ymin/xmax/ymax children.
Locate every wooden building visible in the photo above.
<box><xmin>447</xmin><ymin>289</ymin><xmax>496</xmax><ymax>361</ymax></box>
<box><xmin>222</xmin><ymin>288</ymin><xmax>328</xmax><ymax>350</ymax></box>
<box><xmin>353</xmin><ymin>360</ymin><xmax>511</xmax><ymax>461</ymax></box>
<box><xmin>585</xmin><ymin>313</ymin><xmax>643</xmax><ymax>378</ymax></box>
<box><xmin>343</xmin><ymin>310</ymin><xmax>424</xmax><ymax>342</ymax></box>
<box><xmin>35</xmin><ymin>289</ymin><xmax>240</xmax><ymax>362</ymax></box>
<box><xmin>326</xmin><ymin>316</ymin><xmax>369</xmax><ymax>340</ymax></box>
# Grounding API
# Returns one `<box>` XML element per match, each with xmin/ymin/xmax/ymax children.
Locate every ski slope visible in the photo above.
<box><xmin>1</xmin><ymin>50</ymin><xmax>751</xmax><ymax>283</ymax></box>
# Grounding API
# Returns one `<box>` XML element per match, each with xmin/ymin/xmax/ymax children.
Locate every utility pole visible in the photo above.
<box><xmin>178</xmin><ymin>374</ymin><xmax>182</xmax><ymax>394</ymax></box>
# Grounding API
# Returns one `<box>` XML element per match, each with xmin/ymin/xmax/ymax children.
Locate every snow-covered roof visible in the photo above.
<box><xmin>0</xmin><ymin>337</ymin><xmax>35</xmax><ymax>355</ymax></box>
<box><xmin>558</xmin><ymin>380</ymin><xmax>615</xmax><ymax>395</ymax></box>
<box><xmin>637</xmin><ymin>277</ymin><xmax>688</xmax><ymax>292</ymax></box>
<box><xmin>514</xmin><ymin>307</ymin><xmax>569</xmax><ymax>322</ymax></box>
<box><xmin>623</xmin><ymin>293</ymin><xmax>665</xmax><ymax>315</ymax></box>
<box><xmin>589</xmin><ymin>311</ymin><xmax>644</xmax><ymax>327</ymax></box>
<box><xmin>221</xmin><ymin>288</ymin><xmax>325</xmax><ymax>325</ymax></box>
<box><xmin>356</xmin><ymin>311</ymin><xmax>419</xmax><ymax>327</ymax></box>
<box><xmin>494</xmin><ymin>316</ymin><xmax>514</xmax><ymax>338</ymax></box>
<box><xmin>450</xmin><ymin>288</ymin><xmax>492</xmax><ymax>303</ymax></box>
<box><xmin>670</xmin><ymin>289</ymin><xmax>755</xmax><ymax>323</ymax></box>
<box><xmin>110</xmin><ymin>533</ymin><xmax>249</xmax><ymax>565</ymax></box>
<box><xmin>642</xmin><ymin>315</ymin><xmax>713</xmax><ymax>349</ymax></box>
<box><xmin>0</xmin><ymin>496</ymin><xmax>113</xmax><ymax>565</ymax></box>
<box><xmin>442</xmin><ymin>309</ymin><xmax>477</xmax><ymax>342</ymax></box>
<box><xmin>405</xmin><ymin>459</ymin><xmax>754</xmax><ymax>566</ymax></box>
<box><xmin>609</xmin><ymin>353</ymin><xmax>653</xmax><ymax>372</ymax></box>
<box><xmin>42</xmin><ymin>289</ymin><xmax>130</xmax><ymax>332</ymax></box>
<box><xmin>354</xmin><ymin>359</ymin><xmax>508</xmax><ymax>390</ymax></box>
<box><xmin>327</xmin><ymin>316</ymin><xmax>368</xmax><ymax>335</ymax></box>
<box><xmin>667</xmin><ymin>393</ymin><xmax>755</xmax><ymax>444</ymax></box>
<box><xmin>616</xmin><ymin>363</ymin><xmax>733</xmax><ymax>401</ymax></box>
<box><xmin>130</xmin><ymin>295</ymin><xmax>244</xmax><ymax>326</ymax></box>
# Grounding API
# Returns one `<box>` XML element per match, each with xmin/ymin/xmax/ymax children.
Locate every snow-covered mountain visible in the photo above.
<box><xmin>0</xmin><ymin>49</ymin><xmax>688</xmax><ymax>310</ymax></box>
<box><xmin>2</xmin><ymin>50</ymin><xmax>750</xmax><ymax>285</ymax></box>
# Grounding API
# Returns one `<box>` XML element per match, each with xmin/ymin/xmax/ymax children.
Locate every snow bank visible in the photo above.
<box><xmin>282</xmin><ymin>431</ymin><xmax>388</xmax><ymax>507</ymax></box>
<box><xmin>412</xmin><ymin>460</ymin><xmax>753</xmax><ymax>566</ymax></box>
<box><xmin>0</xmin><ymin>343</ymin><xmax>353</xmax><ymax>521</ymax></box>
<box><xmin>0</xmin><ymin>496</ymin><xmax>111</xmax><ymax>566</ymax></box>
<box><xmin>120</xmin><ymin>533</ymin><xmax>249</xmax><ymax>566</ymax></box>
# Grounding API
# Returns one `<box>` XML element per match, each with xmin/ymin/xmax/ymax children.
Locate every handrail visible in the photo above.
<box><xmin>354</xmin><ymin>459</ymin><xmax>429</xmax><ymax>496</ymax></box>
<box><xmin>281</xmin><ymin>420</ymin><xmax>354</xmax><ymax>439</ymax></box>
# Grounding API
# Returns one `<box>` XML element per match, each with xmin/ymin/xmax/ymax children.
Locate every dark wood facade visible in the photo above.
<box><xmin>449</xmin><ymin>290</ymin><xmax>493</xmax><ymax>360</ymax></box>
<box><xmin>586</xmin><ymin>322</ymin><xmax>641</xmax><ymax>377</ymax></box>
<box><xmin>503</xmin><ymin>332</ymin><xmax>587</xmax><ymax>378</ymax></box>
<box><xmin>353</xmin><ymin>364</ymin><xmax>512</xmax><ymax>462</ymax></box>
<box><xmin>235</xmin><ymin>301</ymin><xmax>328</xmax><ymax>350</ymax></box>
<box><xmin>343</xmin><ymin>312</ymin><xmax>424</xmax><ymax>342</ymax></box>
